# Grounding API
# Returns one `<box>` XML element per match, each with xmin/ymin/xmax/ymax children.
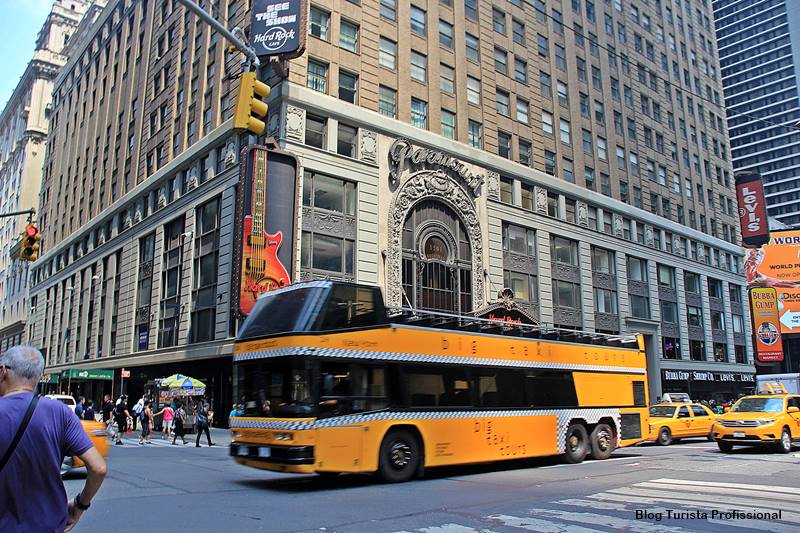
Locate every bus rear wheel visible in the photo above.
<box><xmin>561</xmin><ymin>423</ymin><xmax>589</xmax><ymax>464</ymax></box>
<box><xmin>378</xmin><ymin>429</ymin><xmax>420</xmax><ymax>483</ymax></box>
<box><xmin>589</xmin><ymin>423</ymin><xmax>614</xmax><ymax>460</ymax></box>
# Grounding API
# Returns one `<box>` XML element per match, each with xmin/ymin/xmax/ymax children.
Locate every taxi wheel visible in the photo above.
<box><xmin>589</xmin><ymin>423</ymin><xmax>614</xmax><ymax>460</ymax></box>
<box><xmin>657</xmin><ymin>427</ymin><xmax>672</xmax><ymax>446</ymax></box>
<box><xmin>561</xmin><ymin>423</ymin><xmax>589</xmax><ymax>464</ymax></box>
<box><xmin>717</xmin><ymin>441</ymin><xmax>734</xmax><ymax>453</ymax></box>
<box><xmin>776</xmin><ymin>427</ymin><xmax>792</xmax><ymax>454</ymax></box>
<box><xmin>378</xmin><ymin>429</ymin><xmax>420</xmax><ymax>483</ymax></box>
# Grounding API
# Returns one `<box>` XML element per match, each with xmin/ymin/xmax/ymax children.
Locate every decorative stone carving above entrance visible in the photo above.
<box><xmin>576</xmin><ymin>201</ymin><xmax>588</xmax><ymax>227</ymax></box>
<box><xmin>386</xmin><ymin>169</ymin><xmax>485</xmax><ymax>309</ymax></box>
<box><xmin>613</xmin><ymin>213</ymin><xmax>624</xmax><ymax>237</ymax></box>
<box><xmin>486</xmin><ymin>171</ymin><xmax>500</xmax><ymax>201</ymax></box>
<box><xmin>534</xmin><ymin>186</ymin><xmax>547</xmax><ymax>214</ymax></box>
<box><xmin>359</xmin><ymin>129</ymin><xmax>377</xmax><ymax>164</ymax></box>
<box><xmin>645</xmin><ymin>225</ymin><xmax>655</xmax><ymax>246</ymax></box>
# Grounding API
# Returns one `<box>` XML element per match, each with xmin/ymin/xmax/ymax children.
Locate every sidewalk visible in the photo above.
<box><xmin>113</xmin><ymin>426</ymin><xmax>232</xmax><ymax>447</ymax></box>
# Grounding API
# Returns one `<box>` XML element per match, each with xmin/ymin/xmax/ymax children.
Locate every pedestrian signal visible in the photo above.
<box><xmin>233</xmin><ymin>71</ymin><xmax>270</xmax><ymax>135</ymax></box>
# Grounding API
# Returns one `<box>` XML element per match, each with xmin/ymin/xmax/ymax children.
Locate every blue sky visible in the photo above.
<box><xmin>0</xmin><ymin>0</ymin><xmax>53</xmax><ymax>108</ymax></box>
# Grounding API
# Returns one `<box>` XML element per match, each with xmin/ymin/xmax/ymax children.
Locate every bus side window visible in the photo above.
<box><xmin>319</xmin><ymin>285</ymin><xmax>380</xmax><ymax>330</ymax></box>
<box><xmin>404</xmin><ymin>366</ymin><xmax>469</xmax><ymax>407</ymax></box>
<box><xmin>632</xmin><ymin>381</ymin><xmax>646</xmax><ymax>407</ymax></box>
<box><xmin>524</xmin><ymin>371</ymin><xmax>579</xmax><ymax>408</ymax></box>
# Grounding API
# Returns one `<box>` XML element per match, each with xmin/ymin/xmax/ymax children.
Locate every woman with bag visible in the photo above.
<box><xmin>171</xmin><ymin>401</ymin><xmax>188</xmax><ymax>445</ymax></box>
<box><xmin>195</xmin><ymin>400</ymin><xmax>214</xmax><ymax>447</ymax></box>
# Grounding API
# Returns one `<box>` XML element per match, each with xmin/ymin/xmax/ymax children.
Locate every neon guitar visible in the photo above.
<box><xmin>239</xmin><ymin>149</ymin><xmax>291</xmax><ymax>315</ymax></box>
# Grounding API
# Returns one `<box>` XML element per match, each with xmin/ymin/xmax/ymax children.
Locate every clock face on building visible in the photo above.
<box><xmin>423</xmin><ymin>235</ymin><xmax>449</xmax><ymax>262</ymax></box>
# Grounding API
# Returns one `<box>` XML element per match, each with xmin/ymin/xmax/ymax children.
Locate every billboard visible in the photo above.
<box><xmin>232</xmin><ymin>146</ymin><xmax>298</xmax><ymax>317</ymax></box>
<box><xmin>745</xmin><ymin>230</ymin><xmax>800</xmax><ymax>334</ymax></box>
<box><xmin>250</xmin><ymin>0</ymin><xmax>307</xmax><ymax>59</ymax></box>
<box><xmin>735</xmin><ymin>171</ymin><xmax>770</xmax><ymax>248</ymax></box>
<box><xmin>750</xmin><ymin>288</ymin><xmax>784</xmax><ymax>363</ymax></box>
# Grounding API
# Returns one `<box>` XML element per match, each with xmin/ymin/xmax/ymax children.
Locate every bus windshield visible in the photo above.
<box><xmin>649</xmin><ymin>406</ymin><xmax>677</xmax><ymax>418</ymax></box>
<box><xmin>731</xmin><ymin>397</ymin><xmax>784</xmax><ymax>413</ymax></box>
<box><xmin>237</xmin><ymin>287</ymin><xmax>324</xmax><ymax>340</ymax></box>
<box><xmin>237</xmin><ymin>358</ymin><xmax>315</xmax><ymax>418</ymax></box>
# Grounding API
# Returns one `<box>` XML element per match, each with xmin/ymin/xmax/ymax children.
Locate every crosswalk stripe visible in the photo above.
<box><xmin>651</xmin><ymin>478</ymin><xmax>800</xmax><ymax>496</ymax></box>
<box><xmin>417</xmin><ymin>524</ymin><xmax>499</xmax><ymax>533</ymax></box>
<box><xmin>487</xmin><ymin>514</ymin><xmax>606</xmax><ymax>532</ymax></box>
<box><xmin>636</xmin><ymin>480</ymin><xmax>800</xmax><ymax>504</ymax></box>
<box><xmin>598</xmin><ymin>487</ymin><xmax>800</xmax><ymax>517</ymax></box>
<box><xmin>492</xmin><ymin>509</ymin><xmax>693</xmax><ymax>533</ymax></box>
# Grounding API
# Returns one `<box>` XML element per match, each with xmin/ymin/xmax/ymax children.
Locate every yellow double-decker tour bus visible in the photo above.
<box><xmin>230</xmin><ymin>281</ymin><xmax>649</xmax><ymax>482</ymax></box>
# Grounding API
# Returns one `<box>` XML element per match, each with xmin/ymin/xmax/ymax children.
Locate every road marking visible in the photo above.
<box><xmin>417</xmin><ymin>525</ymin><xmax>499</xmax><ymax>533</ymax></box>
<box><xmin>636</xmin><ymin>481</ymin><xmax>800</xmax><ymax>503</ymax></box>
<box><xmin>488</xmin><ymin>514</ymin><xmax>605</xmax><ymax>532</ymax></box>
<box><xmin>538</xmin><ymin>456</ymin><xmax>638</xmax><ymax>468</ymax></box>
<box><xmin>651</xmin><ymin>478</ymin><xmax>800</xmax><ymax>496</ymax></box>
<box><xmin>492</xmin><ymin>509</ymin><xmax>692</xmax><ymax>533</ymax></box>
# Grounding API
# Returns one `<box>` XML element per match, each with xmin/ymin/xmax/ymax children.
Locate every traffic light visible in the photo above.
<box><xmin>19</xmin><ymin>223</ymin><xmax>41</xmax><ymax>261</ymax></box>
<box><xmin>233</xmin><ymin>71</ymin><xmax>270</xmax><ymax>135</ymax></box>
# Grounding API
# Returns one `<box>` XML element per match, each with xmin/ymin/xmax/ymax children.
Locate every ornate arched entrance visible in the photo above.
<box><xmin>386</xmin><ymin>169</ymin><xmax>484</xmax><ymax>310</ymax></box>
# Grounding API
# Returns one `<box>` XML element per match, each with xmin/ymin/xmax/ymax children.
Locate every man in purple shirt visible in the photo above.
<box><xmin>0</xmin><ymin>346</ymin><xmax>107</xmax><ymax>532</ymax></box>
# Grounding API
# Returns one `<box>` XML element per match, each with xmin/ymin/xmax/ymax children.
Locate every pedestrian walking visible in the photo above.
<box><xmin>139</xmin><ymin>399</ymin><xmax>154</xmax><ymax>445</ymax></box>
<box><xmin>83</xmin><ymin>400</ymin><xmax>96</xmax><ymax>421</ymax></box>
<box><xmin>195</xmin><ymin>400</ymin><xmax>215</xmax><ymax>447</ymax></box>
<box><xmin>153</xmin><ymin>403</ymin><xmax>174</xmax><ymax>439</ymax></box>
<box><xmin>101</xmin><ymin>394</ymin><xmax>114</xmax><ymax>424</ymax></box>
<box><xmin>0</xmin><ymin>346</ymin><xmax>107</xmax><ymax>532</ymax></box>
<box><xmin>113</xmin><ymin>396</ymin><xmax>129</xmax><ymax>445</ymax></box>
<box><xmin>74</xmin><ymin>396</ymin><xmax>85</xmax><ymax>418</ymax></box>
<box><xmin>131</xmin><ymin>396</ymin><xmax>144</xmax><ymax>431</ymax></box>
<box><xmin>171</xmin><ymin>401</ymin><xmax>188</xmax><ymax>445</ymax></box>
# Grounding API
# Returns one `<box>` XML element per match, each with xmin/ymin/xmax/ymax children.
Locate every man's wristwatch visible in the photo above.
<box><xmin>74</xmin><ymin>493</ymin><xmax>91</xmax><ymax>511</ymax></box>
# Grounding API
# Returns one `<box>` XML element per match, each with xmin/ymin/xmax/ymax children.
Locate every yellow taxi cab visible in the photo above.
<box><xmin>713</xmin><ymin>394</ymin><xmax>800</xmax><ymax>453</ymax></box>
<box><xmin>45</xmin><ymin>395</ymin><xmax>109</xmax><ymax>475</ymax></box>
<box><xmin>648</xmin><ymin>403</ymin><xmax>715</xmax><ymax>445</ymax></box>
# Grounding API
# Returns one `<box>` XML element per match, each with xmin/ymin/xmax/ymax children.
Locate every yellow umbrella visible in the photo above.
<box><xmin>159</xmin><ymin>374</ymin><xmax>206</xmax><ymax>397</ymax></box>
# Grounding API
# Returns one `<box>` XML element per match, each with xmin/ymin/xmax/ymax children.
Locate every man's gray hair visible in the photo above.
<box><xmin>0</xmin><ymin>345</ymin><xmax>45</xmax><ymax>381</ymax></box>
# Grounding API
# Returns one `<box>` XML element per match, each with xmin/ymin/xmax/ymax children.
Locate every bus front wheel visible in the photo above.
<box><xmin>378</xmin><ymin>429</ymin><xmax>420</xmax><ymax>483</ymax></box>
<box><xmin>561</xmin><ymin>423</ymin><xmax>589</xmax><ymax>464</ymax></box>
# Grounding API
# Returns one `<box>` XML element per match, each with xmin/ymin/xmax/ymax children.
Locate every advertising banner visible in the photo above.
<box><xmin>749</xmin><ymin>288</ymin><xmax>784</xmax><ymax>362</ymax></box>
<box><xmin>745</xmin><ymin>230</ymin><xmax>800</xmax><ymax>335</ymax></box>
<box><xmin>250</xmin><ymin>0</ymin><xmax>307</xmax><ymax>59</ymax></box>
<box><xmin>232</xmin><ymin>146</ymin><xmax>298</xmax><ymax>317</ymax></box>
<box><xmin>735</xmin><ymin>171</ymin><xmax>770</xmax><ymax>248</ymax></box>
<box><xmin>775</xmin><ymin>288</ymin><xmax>800</xmax><ymax>334</ymax></box>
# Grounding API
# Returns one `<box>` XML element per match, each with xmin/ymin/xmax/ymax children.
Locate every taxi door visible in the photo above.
<box><xmin>787</xmin><ymin>397</ymin><xmax>800</xmax><ymax>436</ymax></box>
<box><xmin>675</xmin><ymin>405</ymin><xmax>693</xmax><ymax>436</ymax></box>
<box><xmin>690</xmin><ymin>405</ymin><xmax>713</xmax><ymax>436</ymax></box>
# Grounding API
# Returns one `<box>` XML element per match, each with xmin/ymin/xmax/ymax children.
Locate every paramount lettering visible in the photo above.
<box><xmin>388</xmin><ymin>138</ymin><xmax>484</xmax><ymax>195</ymax></box>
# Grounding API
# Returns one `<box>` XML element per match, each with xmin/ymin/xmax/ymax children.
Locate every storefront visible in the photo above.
<box><xmin>59</xmin><ymin>368</ymin><xmax>114</xmax><ymax>406</ymax></box>
<box><xmin>661</xmin><ymin>369</ymin><xmax>756</xmax><ymax>403</ymax></box>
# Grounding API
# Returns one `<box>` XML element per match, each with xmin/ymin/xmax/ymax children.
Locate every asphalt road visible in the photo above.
<box><xmin>63</xmin><ymin>430</ymin><xmax>800</xmax><ymax>533</ymax></box>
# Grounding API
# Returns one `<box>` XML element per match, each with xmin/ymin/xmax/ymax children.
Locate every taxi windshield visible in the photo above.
<box><xmin>731</xmin><ymin>397</ymin><xmax>784</xmax><ymax>413</ymax></box>
<box><xmin>649</xmin><ymin>406</ymin><xmax>677</xmax><ymax>418</ymax></box>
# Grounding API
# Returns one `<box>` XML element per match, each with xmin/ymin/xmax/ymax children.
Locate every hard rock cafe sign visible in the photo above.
<box><xmin>388</xmin><ymin>138</ymin><xmax>484</xmax><ymax>196</ymax></box>
<box><xmin>474</xmin><ymin>288</ymin><xmax>538</xmax><ymax>325</ymax></box>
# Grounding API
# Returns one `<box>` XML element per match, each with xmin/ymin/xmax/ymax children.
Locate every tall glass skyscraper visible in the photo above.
<box><xmin>713</xmin><ymin>0</ymin><xmax>800</xmax><ymax>226</ymax></box>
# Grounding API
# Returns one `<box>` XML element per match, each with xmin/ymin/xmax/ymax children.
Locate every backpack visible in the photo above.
<box><xmin>133</xmin><ymin>402</ymin><xmax>143</xmax><ymax>415</ymax></box>
<box><xmin>197</xmin><ymin>407</ymin><xmax>208</xmax><ymax>426</ymax></box>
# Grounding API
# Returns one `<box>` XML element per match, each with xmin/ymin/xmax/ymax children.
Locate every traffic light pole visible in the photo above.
<box><xmin>175</xmin><ymin>0</ymin><xmax>259</xmax><ymax>71</ymax></box>
<box><xmin>0</xmin><ymin>208</ymin><xmax>35</xmax><ymax>221</ymax></box>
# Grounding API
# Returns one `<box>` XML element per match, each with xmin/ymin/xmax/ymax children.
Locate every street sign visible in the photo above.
<box><xmin>60</xmin><ymin>368</ymin><xmax>114</xmax><ymax>380</ymax></box>
<box><xmin>750</xmin><ymin>288</ymin><xmax>784</xmax><ymax>363</ymax></box>
<box><xmin>121</xmin><ymin>369</ymin><xmax>131</xmax><ymax>378</ymax></box>
<box><xmin>735</xmin><ymin>171</ymin><xmax>770</xmax><ymax>248</ymax></box>
<box><xmin>250</xmin><ymin>0</ymin><xmax>307</xmax><ymax>59</ymax></box>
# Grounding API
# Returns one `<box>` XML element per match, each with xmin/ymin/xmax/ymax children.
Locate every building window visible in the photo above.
<box><xmin>499</xmin><ymin>177</ymin><xmax>513</xmax><ymax>204</ymax></box>
<box><xmin>411</xmin><ymin>98</ymin><xmax>427</xmax><ymax>128</ymax></box>
<box><xmin>492</xmin><ymin>8</ymin><xmax>506</xmax><ymax>34</ymax></box>
<box><xmin>735</xmin><ymin>344</ymin><xmax>746</xmax><ymax>364</ymax></box>
<box><xmin>708</xmin><ymin>278</ymin><xmax>723</xmax><ymax>299</ymax></box>
<box><xmin>338</xmin><ymin>70</ymin><xmax>358</xmax><ymax>103</ymax></box>
<box><xmin>440</xmin><ymin>110</ymin><xmax>456</xmax><ymax>140</ymax></box>
<box><xmin>519</xmin><ymin>139</ymin><xmax>532</xmax><ymax>166</ymax></box>
<box><xmin>657</xmin><ymin>264</ymin><xmax>675</xmax><ymax>288</ymax></box>
<box><xmin>379</xmin><ymin>37</ymin><xmax>397</xmax><ymax>70</ymax></box>
<box><xmin>440</xmin><ymin>64</ymin><xmax>455</xmax><ymax>94</ymax></box>
<box><xmin>307</xmin><ymin>60</ymin><xmax>328</xmax><ymax>93</ymax></box>
<box><xmin>494</xmin><ymin>48</ymin><xmax>507</xmax><ymax>74</ymax></box>
<box><xmin>544</xmin><ymin>150</ymin><xmax>556</xmax><ymax>175</ymax></box>
<box><xmin>496</xmin><ymin>91</ymin><xmax>510</xmax><ymax>116</ymax></box>
<box><xmin>467</xmin><ymin>77</ymin><xmax>481</xmax><ymax>105</ymax></box>
<box><xmin>305</xmin><ymin>114</ymin><xmax>327</xmax><ymax>149</ymax></box>
<box><xmin>513</xmin><ymin>18</ymin><xmax>525</xmax><ymax>45</ymax></box>
<box><xmin>553</xmin><ymin>280</ymin><xmax>580</xmax><ymax>309</ymax></box>
<box><xmin>661</xmin><ymin>301</ymin><xmax>678</xmax><ymax>324</ymax></box>
<box><xmin>711</xmin><ymin>310</ymin><xmax>726</xmax><ymax>331</ymax></box>
<box><xmin>503</xmin><ymin>224</ymin><xmax>537</xmax><ymax>303</ymax></box>
<box><xmin>464</xmin><ymin>0</ymin><xmax>477</xmax><ymax>19</ymax></box>
<box><xmin>498</xmin><ymin>132</ymin><xmax>512</xmax><ymax>159</ymax></box>
<box><xmin>729</xmin><ymin>284</ymin><xmax>742</xmax><ymax>303</ymax></box>
<box><xmin>380</xmin><ymin>0</ymin><xmax>396</xmax><ymax>21</ymax></box>
<box><xmin>411</xmin><ymin>5</ymin><xmax>426</xmax><ymax>34</ymax></box>
<box><xmin>687</xmin><ymin>305</ymin><xmax>702</xmax><ymax>327</ymax></box>
<box><xmin>339</xmin><ymin>20</ymin><xmax>359</xmax><ymax>52</ymax></box>
<box><xmin>159</xmin><ymin>217</ymin><xmax>186</xmax><ymax>348</ymax></box>
<box><xmin>684</xmin><ymin>272</ymin><xmax>700</xmax><ymax>294</ymax></box>
<box><xmin>713</xmin><ymin>343</ymin><xmax>727</xmax><ymax>362</ymax></box>
<box><xmin>559</xmin><ymin>118</ymin><xmax>571</xmax><ymax>144</ymax></box>
<box><xmin>592</xmin><ymin>247</ymin><xmax>615</xmax><ymax>274</ymax></box>
<box><xmin>302</xmin><ymin>172</ymin><xmax>356</xmax><ymax>279</ymax></box>
<box><xmin>594</xmin><ymin>287</ymin><xmax>618</xmax><ymax>314</ymax></box>
<box><xmin>378</xmin><ymin>85</ymin><xmax>397</xmax><ymax>118</ymax></box>
<box><xmin>514</xmin><ymin>57</ymin><xmax>527</xmax><ymax>83</ymax></box>
<box><xmin>468</xmin><ymin>120</ymin><xmax>482</xmax><ymax>148</ymax></box>
<box><xmin>627</xmin><ymin>256</ymin><xmax>648</xmax><ymax>282</ymax></box>
<box><xmin>191</xmin><ymin>197</ymin><xmax>220</xmax><ymax>343</ymax></box>
<box><xmin>690</xmin><ymin>340</ymin><xmax>705</xmax><ymax>361</ymax></box>
<box><xmin>465</xmin><ymin>33</ymin><xmax>480</xmax><ymax>62</ymax></box>
<box><xmin>337</xmin><ymin>123</ymin><xmax>358</xmax><ymax>157</ymax></box>
<box><xmin>557</xmin><ymin>81</ymin><xmax>568</xmax><ymax>106</ymax></box>
<box><xmin>310</xmin><ymin>7</ymin><xmax>330</xmax><ymax>41</ymax></box>
<box><xmin>439</xmin><ymin>19</ymin><xmax>454</xmax><ymax>48</ymax></box>
<box><xmin>629</xmin><ymin>294</ymin><xmax>650</xmax><ymax>319</ymax></box>
<box><xmin>410</xmin><ymin>51</ymin><xmax>427</xmax><ymax>82</ymax></box>
<box><xmin>551</xmin><ymin>236</ymin><xmax>578</xmax><ymax>266</ymax></box>
<box><xmin>134</xmin><ymin>233</ymin><xmax>155</xmax><ymax>352</ymax></box>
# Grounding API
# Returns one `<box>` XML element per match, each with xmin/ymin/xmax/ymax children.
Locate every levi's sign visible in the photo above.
<box><xmin>250</xmin><ymin>0</ymin><xmax>306</xmax><ymax>58</ymax></box>
<box><xmin>735</xmin><ymin>171</ymin><xmax>770</xmax><ymax>248</ymax></box>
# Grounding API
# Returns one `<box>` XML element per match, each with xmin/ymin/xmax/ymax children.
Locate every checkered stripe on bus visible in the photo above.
<box><xmin>233</xmin><ymin>346</ymin><xmax>645</xmax><ymax>375</ymax></box>
<box><xmin>229</xmin><ymin>408</ymin><xmax>622</xmax><ymax>451</ymax></box>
